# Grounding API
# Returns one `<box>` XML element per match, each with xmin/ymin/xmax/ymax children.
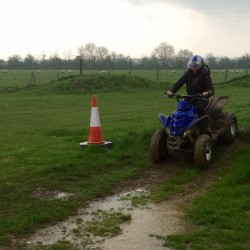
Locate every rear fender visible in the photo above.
<box><xmin>159</xmin><ymin>113</ymin><xmax>171</xmax><ymax>128</ymax></box>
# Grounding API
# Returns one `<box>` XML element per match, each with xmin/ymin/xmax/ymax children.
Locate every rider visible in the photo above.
<box><xmin>167</xmin><ymin>55</ymin><xmax>214</xmax><ymax>116</ymax></box>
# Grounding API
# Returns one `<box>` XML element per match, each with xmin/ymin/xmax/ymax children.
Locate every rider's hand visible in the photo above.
<box><xmin>202</xmin><ymin>91</ymin><xmax>209</xmax><ymax>97</ymax></box>
<box><xmin>167</xmin><ymin>90</ymin><xmax>174</xmax><ymax>97</ymax></box>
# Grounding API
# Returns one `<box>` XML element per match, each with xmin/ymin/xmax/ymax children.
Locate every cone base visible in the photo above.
<box><xmin>80</xmin><ymin>141</ymin><xmax>113</xmax><ymax>148</ymax></box>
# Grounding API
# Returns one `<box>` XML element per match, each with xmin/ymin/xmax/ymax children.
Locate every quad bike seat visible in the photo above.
<box><xmin>207</xmin><ymin>96</ymin><xmax>229</xmax><ymax>121</ymax></box>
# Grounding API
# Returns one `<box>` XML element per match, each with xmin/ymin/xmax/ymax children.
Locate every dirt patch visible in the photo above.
<box><xmin>113</xmin><ymin>152</ymin><xmax>190</xmax><ymax>195</ymax></box>
<box><xmin>32</xmin><ymin>187</ymin><xmax>74</xmax><ymax>200</ymax></box>
<box><xmin>23</xmin><ymin>139</ymin><xmax>244</xmax><ymax>250</ymax></box>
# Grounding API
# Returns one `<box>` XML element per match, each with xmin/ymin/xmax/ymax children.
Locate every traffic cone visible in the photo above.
<box><xmin>80</xmin><ymin>95</ymin><xmax>112</xmax><ymax>148</ymax></box>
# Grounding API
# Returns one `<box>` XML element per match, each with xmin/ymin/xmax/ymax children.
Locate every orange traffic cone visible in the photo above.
<box><xmin>80</xmin><ymin>95</ymin><xmax>112</xmax><ymax>148</ymax></box>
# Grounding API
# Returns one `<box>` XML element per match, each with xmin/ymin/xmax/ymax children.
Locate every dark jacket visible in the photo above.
<box><xmin>170</xmin><ymin>65</ymin><xmax>214</xmax><ymax>97</ymax></box>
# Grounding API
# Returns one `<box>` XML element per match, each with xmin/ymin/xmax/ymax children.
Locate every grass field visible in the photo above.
<box><xmin>0</xmin><ymin>72</ymin><xmax>249</xmax><ymax>249</ymax></box>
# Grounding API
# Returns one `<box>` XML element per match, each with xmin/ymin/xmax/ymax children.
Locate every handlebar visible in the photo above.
<box><xmin>164</xmin><ymin>92</ymin><xmax>207</xmax><ymax>101</ymax></box>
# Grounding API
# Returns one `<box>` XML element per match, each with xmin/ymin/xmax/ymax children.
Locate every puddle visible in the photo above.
<box><xmin>27</xmin><ymin>189</ymin><xmax>184</xmax><ymax>250</ymax></box>
<box><xmin>104</xmin><ymin>201</ymin><xmax>182</xmax><ymax>250</ymax></box>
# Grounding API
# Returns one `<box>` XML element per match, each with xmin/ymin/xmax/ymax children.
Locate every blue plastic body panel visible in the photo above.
<box><xmin>159</xmin><ymin>99</ymin><xmax>199</xmax><ymax>136</ymax></box>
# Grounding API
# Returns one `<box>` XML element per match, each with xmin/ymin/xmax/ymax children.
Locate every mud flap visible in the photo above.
<box><xmin>208</xmin><ymin>96</ymin><xmax>229</xmax><ymax>121</ymax></box>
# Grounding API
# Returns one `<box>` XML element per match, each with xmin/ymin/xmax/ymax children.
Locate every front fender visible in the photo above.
<box><xmin>159</xmin><ymin>113</ymin><xmax>171</xmax><ymax>127</ymax></box>
<box><xmin>187</xmin><ymin>115</ymin><xmax>209</xmax><ymax>130</ymax></box>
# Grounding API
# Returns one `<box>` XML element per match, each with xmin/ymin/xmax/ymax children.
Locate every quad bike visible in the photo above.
<box><xmin>150</xmin><ymin>94</ymin><xmax>238</xmax><ymax>168</ymax></box>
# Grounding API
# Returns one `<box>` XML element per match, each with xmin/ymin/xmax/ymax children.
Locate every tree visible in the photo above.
<box><xmin>48</xmin><ymin>51</ymin><xmax>63</xmax><ymax>69</ymax></box>
<box><xmin>237</xmin><ymin>53</ymin><xmax>250</xmax><ymax>69</ymax></box>
<box><xmin>96</xmin><ymin>47</ymin><xmax>109</xmax><ymax>60</ymax></box>
<box><xmin>218</xmin><ymin>56</ymin><xmax>232</xmax><ymax>69</ymax></box>
<box><xmin>63</xmin><ymin>49</ymin><xmax>74</xmax><ymax>61</ymax></box>
<box><xmin>78</xmin><ymin>43</ymin><xmax>97</xmax><ymax>61</ymax></box>
<box><xmin>96</xmin><ymin>46</ymin><xmax>109</xmax><ymax>69</ymax></box>
<box><xmin>152</xmin><ymin>42</ymin><xmax>175</xmax><ymax>69</ymax></box>
<box><xmin>39</xmin><ymin>52</ymin><xmax>48</xmax><ymax>70</ymax></box>
<box><xmin>24</xmin><ymin>53</ymin><xmax>36</xmax><ymax>69</ymax></box>
<box><xmin>77</xmin><ymin>43</ymin><xmax>98</xmax><ymax>69</ymax></box>
<box><xmin>7</xmin><ymin>55</ymin><xmax>23</xmax><ymax>69</ymax></box>
<box><xmin>0</xmin><ymin>59</ymin><xmax>6</xmax><ymax>68</ymax></box>
<box><xmin>175</xmin><ymin>49</ymin><xmax>193</xmax><ymax>69</ymax></box>
<box><xmin>205</xmin><ymin>53</ymin><xmax>218</xmax><ymax>69</ymax></box>
<box><xmin>150</xmin><ymin>55</ymin><xmax>160</xmax><ymax>69</ymax></box>
<box><xmin>139</xmin><ymin>56</ymin><xmax>150</xmax><ymax>69</ymax></box>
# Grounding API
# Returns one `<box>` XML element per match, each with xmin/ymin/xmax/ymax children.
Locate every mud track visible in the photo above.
<box><xmin>21</xmin><ymin>139</ymin><xmax>243</xmax><ymax>250</ymax></box>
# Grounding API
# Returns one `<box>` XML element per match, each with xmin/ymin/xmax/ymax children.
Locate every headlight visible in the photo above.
<box><xmin>183</xmin><ymin>129</ymin><xmax>191</xmax><ymax>137</ymax></box>
<box><xmin>166</xmin><ymin>127</ymin><xmax>171</xmax><ymax>135</ymax></box>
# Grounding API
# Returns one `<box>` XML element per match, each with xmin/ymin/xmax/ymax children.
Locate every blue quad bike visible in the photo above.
<box><xmin>150</xmin><ymin>94</ymin><xmax>238</xmax><ymax>168</ymax></box>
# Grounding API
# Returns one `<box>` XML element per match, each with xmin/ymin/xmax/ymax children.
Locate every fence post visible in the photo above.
<box><xmin>224</xmin><ymin>69</ymin><xmax>228</xmax><ymax>82</ymax></box>
<box><xmin>80</xmin><ymin>58</ymin><xmax>83</xmax><ymax>75</ymax></box>
<box><xmin>246</xmin><ymin>70</ymin><xmax>248</xmax><ymax>75</ymax></box>
<box><xmin>157</xmin><ymin>70</ymin><xmax>159</xmax><ymax>81</ymax></box>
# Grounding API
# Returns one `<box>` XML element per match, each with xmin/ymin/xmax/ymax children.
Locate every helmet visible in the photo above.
<box><xmin>187</xmin><ymin>55</ymin><xmax>204</xmax><ymax>69</ymax></box>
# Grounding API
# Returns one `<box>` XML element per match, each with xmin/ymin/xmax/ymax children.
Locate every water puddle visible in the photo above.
<box><xmin>27</xmin><ymin>189</ymin><xmax>184</xmax><ymax>250</ymax></box>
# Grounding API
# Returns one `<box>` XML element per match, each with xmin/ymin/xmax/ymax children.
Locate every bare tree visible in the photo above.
<box><xmin>152</xmin><ymin>42</ymin><xmax>175</xmax><ymax>68</ymax></box>
<box><xmin>177</xmin><ymin>49</ymin><xmax>193</xmax><ymax>59</ymax></box>
<box><xmin>96</xmin><ymin>46</ymin><xmax>109</xmax><ymax>61</ymax></box>
<box><xmin>63</xmin><ymin>49</ymin><xmax>74</xmax><ymax>61</ymax></box>
<box><xmin>176</xmin><ymin>49</ymin><xmax>193</xmax><ymax>69</ymax></box>
<box><xmin>205</xmin><ymin>53</ymin><xmax>217</xmax><ymax>68</ymax></box>
<box><xmin>7</xmin><ymin>54</ymin><xmax>23</xmax><ymax>69</ymax></box>
<box><xmin>77</xmin><ymin>43</ymin><xmax>97</xmax><ymax>61</ymax></box>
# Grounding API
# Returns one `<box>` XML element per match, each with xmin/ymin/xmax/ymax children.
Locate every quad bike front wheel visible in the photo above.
<box><xmin>194</xmin><ymin>134</ymin><xmax>213</xmax><ymax>168</ymax></box>
<box><xmin>150</xmin><ymin>128</ymin><xmax>168</xmax><ymax>163</ymax></box>
<box><xmin>219</xmin><ymin>112</ymin><xmax>238</xmax><ymax>143</ymax></box>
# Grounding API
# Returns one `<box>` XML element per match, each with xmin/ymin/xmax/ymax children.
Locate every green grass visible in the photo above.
<box><xmin>0</xmin><ymin>87</ymin><xmax>166</xmax><ymax>245</ymax></box>
<box><xmin>85</xmin><ymin>210</ymin><xmax>131</xmax><ymax>237</ymax></box>
<box><xmin>0</xmin><ymin>73</ymin><xmax>249</xmax><ymax>248</ymax></box>
<box><xmin>165</xmin><ymin>141</ymin><xmax>250</xmax><ymax>250</ymax></box>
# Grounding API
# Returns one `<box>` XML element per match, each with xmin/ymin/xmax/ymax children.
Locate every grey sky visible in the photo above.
<box><xmin>1</xmin><ymin>0</ymin><xmax>249</xmax><ymax>60</ymax></box>
<box><xmin>124</xmin><ymin>0</ymin><xmax>250</xmax><ymax>10</ymax></box>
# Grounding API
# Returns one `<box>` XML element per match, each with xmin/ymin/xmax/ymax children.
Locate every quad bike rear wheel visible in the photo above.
<box><xmin>150</xmin><ymin>128</ymin><xmax>168</xmax><ymax>163</ymax></box>
<box><xmin>194</xmin><ymin>134</ymin><xmax>213</xmax><ymax>168</ymax></box>
<box><xmin>219</xmin><ymin>112</ymin><xmax>237</xmax><ymax>143</ymax></box>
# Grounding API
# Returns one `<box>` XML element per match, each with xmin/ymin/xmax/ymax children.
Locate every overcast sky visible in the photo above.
<box><xmin>1</xmin><ymin>0</ymin><xmax>250</xmax><ymax>60</ymax></box>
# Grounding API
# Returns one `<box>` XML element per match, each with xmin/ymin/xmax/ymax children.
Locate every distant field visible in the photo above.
<box><xmin>0</xmin><ymin>69</ymin><xmax>248</xmax><ymax>88</ymax></box>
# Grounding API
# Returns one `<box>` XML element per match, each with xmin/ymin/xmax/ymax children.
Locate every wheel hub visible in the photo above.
<box><xmin>205</xmin><ymin>143</ymin><xmax>212</xmax><ymax>161</ymax></box>
<box><xmin>231</xmin><ymin>122</ymin><xmax>236</xmax><ymax>135</ymax></box>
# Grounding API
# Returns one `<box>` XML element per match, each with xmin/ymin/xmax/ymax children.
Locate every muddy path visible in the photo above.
<box><xmin>23</xmin><ymin>139</ymin><xmax>243</xmax><ymax>250</ymax></box>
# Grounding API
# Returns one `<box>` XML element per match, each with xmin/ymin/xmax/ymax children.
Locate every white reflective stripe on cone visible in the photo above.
<box><xmin>90</xmin><ymin>107</ymin><xmax>101</xmax><ymax>127</ymax></box>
